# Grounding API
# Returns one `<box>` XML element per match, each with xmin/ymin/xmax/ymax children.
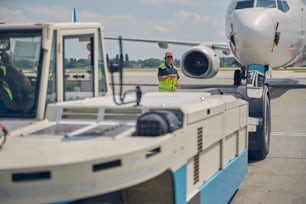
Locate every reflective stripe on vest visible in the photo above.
<box><xmin>3</xmin><ymin>84</ymin><xmax>13</xmax><ymax>100</ymax></box>
<box><xmin>158</xmin><ymin>78</ymin><xmax>177</xmax><ymax>92</ymax></box>
<box><xmin>0</xmin><ymin>65</ymin><xmax>13</xmax><ymax>100</ymax></box>
<box><xmin>0</xmin><ymin>66</ymin><xmax>7</xmax><ymax>76</ymax></box>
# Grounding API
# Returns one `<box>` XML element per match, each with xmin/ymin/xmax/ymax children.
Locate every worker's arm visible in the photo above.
<box><xmin>158</xmin><ymin>74</ymin><xmax>178</xmax><ymax>81</ymax></box>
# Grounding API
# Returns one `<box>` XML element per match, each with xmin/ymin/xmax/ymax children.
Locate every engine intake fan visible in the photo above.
<box><xmin>181</xmin><ymin>46</ymin><xmax>220</xmax><ymax>79</ymax></box>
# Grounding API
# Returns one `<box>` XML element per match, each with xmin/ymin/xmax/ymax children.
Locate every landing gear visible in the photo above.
<box><xmin>233</xmin><ymin>66</ymin><xmax>246</xmax><ymax>86</ymax></box>
<box><xmin>248</xmin><ymin>85</ymin><xmax>271</xmax><ymax>160</ymax></box>
<box><xmin>233</xmin><ymin>69</ymin><xmax>242</xmax><ymax>86</ymax></box>
<box><xmin>233</xmin><ymin>64</ymin><xmax>271</xmax><ymax>160</ymax></box>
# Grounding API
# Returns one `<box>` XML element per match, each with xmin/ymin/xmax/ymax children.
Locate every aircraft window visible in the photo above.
<box><xmin>277</xmin><ymin>0</ymin><xmax>289</xmax><ymax>12</ymax></box>
<box><xmin>256</xmin><ymin>0</ymin><xmax>276</xmax><ymax>8</ymax></box>
<box><xmin>235</xmin><ymin>0</ymin><xmax>255</xmax><ymax>9</ymax></box>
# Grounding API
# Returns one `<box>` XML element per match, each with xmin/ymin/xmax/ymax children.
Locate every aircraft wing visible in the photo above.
<box><xmin>105</xmin><ymin>36</ymin><xmax>232</xmax><ymax>79</ymax></box>
<box><xmin>104</xmin><ymin>37</ymin><xmax>231</xmax><ymax>55</ymax></box>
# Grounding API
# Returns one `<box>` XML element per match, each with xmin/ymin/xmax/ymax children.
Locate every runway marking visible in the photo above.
<box><xmin>271</xmin><ymin>132</ymin><xmax>306</xmax><ymax>137</ymax></box>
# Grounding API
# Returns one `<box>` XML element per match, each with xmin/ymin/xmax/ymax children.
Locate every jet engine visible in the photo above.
<box><xmin>181</xmin><ymin>45</ymin><xmax>220</xmax><ymax>79</ymax></box>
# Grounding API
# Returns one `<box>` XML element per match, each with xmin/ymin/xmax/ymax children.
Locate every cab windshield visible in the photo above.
<box><xmin>0</xmin><ymin>30</ymin><xmax>41</xmax><ymax>117</ymax></box>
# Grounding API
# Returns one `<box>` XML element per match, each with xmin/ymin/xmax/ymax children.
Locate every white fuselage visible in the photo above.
<box><xmin>225</xmin><ymin>0</ymin><xmax>306</xmax><ymax>68</ymax></box>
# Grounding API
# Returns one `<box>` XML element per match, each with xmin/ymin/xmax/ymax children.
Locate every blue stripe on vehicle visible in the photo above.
<box><xmin>173</xmin><ymin>164</ymin><xmax>187</xmax><ymax>204</ymax></box>
<box><xmin>198</xmin><ymin>150</ymin><xmax>248</xmax><ymax>204</ymax></box>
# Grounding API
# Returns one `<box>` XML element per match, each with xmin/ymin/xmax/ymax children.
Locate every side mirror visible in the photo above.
<box><xmin>246</xmin><ymin>64</ymin><xmax>266</xmax><ymax>98</ymax></box>
<box><xmin>0</xmin><ymin>38</ymin><xmax>10</xmax><ymax>51</ymax></box>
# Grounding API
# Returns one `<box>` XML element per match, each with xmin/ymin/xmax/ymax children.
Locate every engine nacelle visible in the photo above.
<box><xmin>181</xmin><ymin>45</ymin><xmax>220</xmax><ymax>79</ymax></box>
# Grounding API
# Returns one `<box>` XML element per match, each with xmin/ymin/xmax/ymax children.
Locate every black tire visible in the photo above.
<box><xmin>234</xmin><ymin>69</ymin><xmax>241</xmax><ymax>86</ymax></box>
<box><xmin>248</xmin><ymin>86</ymin><xmax>271</xmax><ymax>160</ymax></box>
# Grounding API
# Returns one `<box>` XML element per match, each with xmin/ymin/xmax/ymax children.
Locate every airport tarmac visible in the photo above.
<box><xmin>118</xmin><ymin>69</ymin><xmax>306</xmax><ymax>204</ymax></box>
<box><xmin>231</xmin><ymin>70</ymin><xmax>306</xmax><ymax>204</ymax></box>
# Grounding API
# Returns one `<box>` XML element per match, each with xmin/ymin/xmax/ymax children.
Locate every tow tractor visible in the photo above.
<box><xmin>0</xmin><ymin>22</ymin><xmax>249</xmax><ymax>204</ymax></box>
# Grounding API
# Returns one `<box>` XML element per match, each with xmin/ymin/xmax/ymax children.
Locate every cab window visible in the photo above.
<box><xmin>0</xmin><ymin>31</ymin><xmax>41</xmax><ymax>117</ymax></box>
<box><xmin>63</xmin><ymin>35</ymin><xmax>94</xmax><ymax>101</ymax></box>
<box><xmin>47</xmin><ymin>32</ymin><xmax>57</xmax><ymax>104</ymax></box>
<box><xmin>235</xmin><ymin>0</ymin><xmax>255</xmax><ymax>9</ymax></box>
<box><xmin>97</xmin><ymin>31</ymin><xmax>107</xmax><ymax>96</ymax></box>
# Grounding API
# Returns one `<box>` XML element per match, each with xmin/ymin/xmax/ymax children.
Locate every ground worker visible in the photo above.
<box><xmin>158</xmin><ymin>52</ymin><xmax>180</xmax><ymax>92</ymax></box>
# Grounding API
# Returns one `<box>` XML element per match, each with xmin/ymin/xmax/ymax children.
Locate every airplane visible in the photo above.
<box><xmin>106</xmin><ymin>0</ymin><xmax>306</xmax><ymax>81</ymax></box>
<box><xmin>104</xmin><ymin>0</ymin><xmax>306</xmax><ymax>160</ymax></box>
<box><xmin>226</xmin><ymin>0</ymin><xmax>306</xmax><ymax>69</ymax></box>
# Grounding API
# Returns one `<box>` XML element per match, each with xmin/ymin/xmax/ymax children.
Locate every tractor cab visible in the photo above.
<box><xmin>0</xmin><ymin>23</ymin><xmax>110</xmax><ymax>120</ymax></box>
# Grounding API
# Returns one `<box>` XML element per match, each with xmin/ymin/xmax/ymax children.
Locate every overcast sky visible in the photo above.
<box><xmin>0</xmin><ymin>0</ymin><xmax>231</xmax><ymax>60</ymax></box>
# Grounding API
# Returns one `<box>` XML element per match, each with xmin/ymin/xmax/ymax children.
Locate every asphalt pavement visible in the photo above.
<box><xmin>231</xmin><ymin>70</ymin><xmax>306</xmax><ymax>204</ymax></box>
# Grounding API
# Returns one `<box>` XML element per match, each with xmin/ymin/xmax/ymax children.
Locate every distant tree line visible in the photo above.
<box><xmin>14</xmin><ymin>54</ymin><xmax>239</xmax><ymax>69</ymax></box>
<box><xmin>106</xmin><ymin>54</ymin><xmax>239</xmax><ymax>68</ymax></box>
<box><xmin>106</xmin><ymin>54</ymin><xmax>181</xmax><ymax>68</ymax></box>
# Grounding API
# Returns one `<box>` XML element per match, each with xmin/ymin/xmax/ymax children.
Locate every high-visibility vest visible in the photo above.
<box><xmin>0</xmin><ymin>65</ymin><xmax>13</xmax><ymax>100</ymax></box>
<box><xmin>158</xmin><ymin>78</ymin><xmax>177</xmax><ymax>92</ymax></box>
<box><xmin>158</xmin><ymin>64</ymin><xmax>178</xmax><ymax>92</ymax></box>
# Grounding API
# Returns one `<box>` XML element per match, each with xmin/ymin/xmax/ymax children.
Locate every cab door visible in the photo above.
<box><xmin>55</xmin><ymin>26</ymin><xmax>108</xmax><ymax>103</ymax></box>
<box><xmin>57</xmin><ymin>28</ymin><xmax>95</xmax><ymax>102</ymax></box>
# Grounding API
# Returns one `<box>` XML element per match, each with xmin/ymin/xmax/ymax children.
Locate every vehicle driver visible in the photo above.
<box><xmin>0</xmin><ymin>51</ymin><xmax>31</xmax><ymax>108</ymax></box>
<box><xmin>158</xmin><ymin>52</ymin><xmax>180</xmax><ymax>92</ymax></box>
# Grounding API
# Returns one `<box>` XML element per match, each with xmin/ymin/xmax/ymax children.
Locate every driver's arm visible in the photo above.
<box><xmin>0</xmin><ymin>51</ymin><xmax>31</xmax><ymax>89</ymax></box>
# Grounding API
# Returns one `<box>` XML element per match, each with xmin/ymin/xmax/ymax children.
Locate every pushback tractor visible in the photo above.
<box><xmin>0</xmin><ymin>22</ymin><xmax>249</xmax><ymax>203</ymax></box>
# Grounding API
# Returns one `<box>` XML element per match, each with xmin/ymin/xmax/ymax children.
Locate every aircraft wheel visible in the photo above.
<box><xmin>233</xmin><ymin>69</ymin><xmax>241</xmax><ymax>86</ymax></box>
<box><xmin>248</xmin><ymin>86</ymin><xmax>271</xmax><ymax>160</ymax></box>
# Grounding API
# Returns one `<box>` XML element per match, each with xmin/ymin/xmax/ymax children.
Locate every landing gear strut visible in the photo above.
<box><xmin>234</xmin><ymin>66</ymin><xmax>246</xmax><ymax>86</ymax></box>
<box><xmin>233</xmin><ymin>64</ymin><xmax>271</xmax><ymax>160</ymax></box>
